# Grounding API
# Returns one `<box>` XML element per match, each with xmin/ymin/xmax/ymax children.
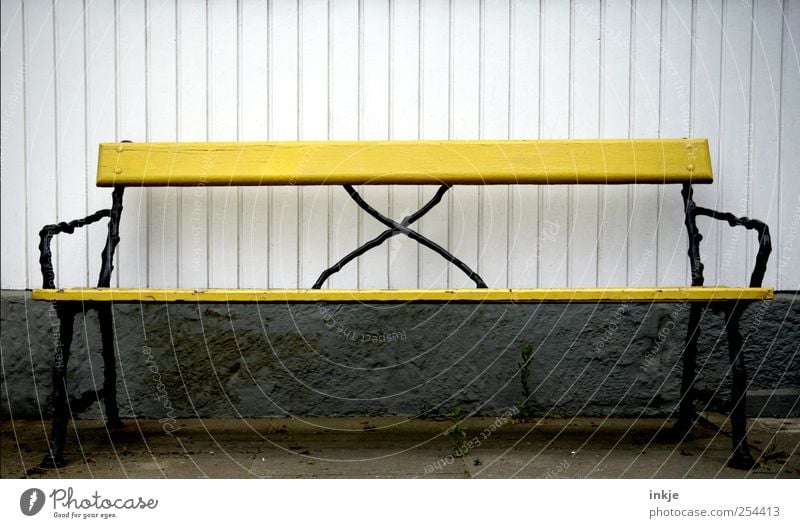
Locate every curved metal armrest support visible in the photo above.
<box><xmin>681</xmin><ymin>184</ymin><xmax>772</xmax><ymax>288</ymax></box>
<box><xmin>37</xmin><ymin>185</ymin><xmax>125</xmax><ymax>471</ymax></box>
<box><xmin>692</xmin><ymin>206</ymin><xmax>771</xmax><ymax>288</ymax></box>
<box><xmin>39</xmin><ymin>210</ymin><xmax>111</xmax><ymax>289</ymax></box>
<box><xmin>38</xmin><ymin>186</ymin><xmax>125</xmax><ymax>290</ymax></box>
<box><xmin>679</xmin><ymin>183</ymin><xmax>772</xmax><ymax>469</ymax></box>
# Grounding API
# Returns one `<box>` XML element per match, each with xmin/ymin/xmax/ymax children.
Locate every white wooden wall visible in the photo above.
<box><xmin>1</xmin><ymin>0</ymin><xmax>799</xmax><ymax>291</ymax></box>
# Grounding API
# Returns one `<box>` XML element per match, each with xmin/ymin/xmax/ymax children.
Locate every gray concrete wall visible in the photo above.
<box><xmin>1</xmin><ymin>290</ymin><xmax>798</xmax><ymax>420</ymax></box>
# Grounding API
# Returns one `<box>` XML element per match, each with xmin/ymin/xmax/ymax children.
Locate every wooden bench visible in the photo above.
<box><xmin>32</xmin><ymin>138</ymin><xmax>773</xmax><ymax>469</ymax></box>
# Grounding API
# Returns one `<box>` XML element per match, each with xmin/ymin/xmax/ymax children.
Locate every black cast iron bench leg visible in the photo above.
<box><xmin>98</xmin><ymin>304</ymin><xmax>124</xmax><ymax>429</ymax></box>
<box><xmin>676</xmin><ymin>302</ymin><xmax>703</xmax><ymax>433</ymax></box>
<box><xmin>41</xmin><ymin>302</ymin><xmax>76</xmax><ymax>468</ymax></box>
<box><xmin>40</xmin><ymin>303</ymin><xmax>124</xmax><ymax>468</ymax></box>
<box><xmin>679</xmin><ymin>183</ymin><xmax>770</xmax><ymax>469</ymax></box>
<box><xmin>724</xmin><ymin>302</ymin><xmax>756</xmax><ymax>469</ymax></box>
<box><xmin>38</xmin><ymin>185</ymin><xmax>126</xmax><ymax>468</ymax></box>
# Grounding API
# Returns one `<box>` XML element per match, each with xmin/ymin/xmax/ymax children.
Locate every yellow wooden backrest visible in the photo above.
<box><xmin>97</xmin><ymin>139</ymin><xmax>713</xmax><ymax>187</ymax></box>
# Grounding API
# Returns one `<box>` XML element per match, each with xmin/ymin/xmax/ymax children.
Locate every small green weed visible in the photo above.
<box><xmin>445</xmin><ymin>405</ymin><xmax>468</xmax><ymax>457</ymax></box>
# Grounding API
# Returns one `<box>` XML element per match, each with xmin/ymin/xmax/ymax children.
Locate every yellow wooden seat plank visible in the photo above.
<box><xmin>97</xmin><ymin>139</ymin><xmax>713</xmax><ymax>187</ymax></box>
<box><xmin>32</xmin><ymin>287</ymin><xmax>772</xmax><ymax>303</ymax></box>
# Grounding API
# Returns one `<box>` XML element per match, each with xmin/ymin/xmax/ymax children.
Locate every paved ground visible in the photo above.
<box><xmin>2</xmin><ymin>414</ymin><xmax>798</xmax><ymax>479</ymax></box>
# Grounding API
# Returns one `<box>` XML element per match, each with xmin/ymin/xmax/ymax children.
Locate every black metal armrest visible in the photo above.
<box><xmin>681</xmin><ymin>183</ymin><xmax>772</xmax><ymax>289</ymax></box>
<box><xmin>38</xmin><ymin>186</ymin><xmax>125</xmax><ymax>290</ymax></box>
<box><xmin>39</xmin><ymin>210</ymin><xmax>110</xmax><ymax>289</ymax></box>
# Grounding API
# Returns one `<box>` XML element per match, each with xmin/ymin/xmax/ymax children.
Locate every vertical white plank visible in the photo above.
<box><xmin>116</xmin><ymin>0</ymin><xmax>148</xmax><ymax>288</ymax></box>
<box><xmin>25</xmin><ymin>0</ymin><xmax>57</xmax><ymax>288</ymax></box>
<box><xmin>749</xmin><ymin>0</ymin><xmax>782</xmax><ymax>288</ymax></box>
<box><xmin>778</xmin><ymin>0</ymin><xmax>800</xmax><ymax>291</ymax></box>
<box><xmin>240</xmin><ymin>0</ymin><xmax>269</xmax><ymax>140</ymax></box>
<box><xmin>359</xmin><ymin>0</ymin><xmax>389</xmax><ymax>289</ymax></box>
<box><xmin>298</xmin><ymin>0</ymin><xmax>329</xmax><ymax>288</ymax></box>
<box><xmin>146</xmin><ymin>0</ymin><xmax>178</xmax><ymax>289</ymax></box>
<box><xmin>269</xmin><ymin>0</ymin><xmax>299</xmax><ymax>288</ymax></box>
<box><xmin>628</xmin><ymin>0</ymin><xmax>659</xmax><ymax>287</ymax></box>
<box><xmin>177</xmin><ymin>0</ymin><xmax>208</xmax><ymax>288</ymax></box>
<box><xmin>239</xmin><ymin>0</ymin><xmax>270</xmax><ymax>289</ymax></box>
<box><xmin>4</xmin><ymin>0</ymin><xmax>792</xmax><ymax>294</ymax></box>
<box><xmin>207</xmin><ymin>0</ymin><xmax>239</xmax><ymax>288</ymax></box>
<box><xmin>690</xmin><ymin>0</ymin><xmax>722</xmax><ymax>286</ymax></box>
<box><xmin>53</xmin><ymin>0</ymin><xmax>87</xmax><ymax>288</ymax></box>
<box><xmin>507</xmin><ymin>0</ymin><xmax>539</xmax><ymax>288</ymax></box>
<box><xmin>478</xmin><ymin>0</ymin><xmax>510</xmax><ymax>288</ymax></box>
<box><xmin>717</xmin><ymin>0</ymin><xmax>753</xmax><ymax>287</ymax></box>
<box><xmin>328</xmin><ymin>0</ymin><xmax>359</xmax><ymax>289</ymax></box>
<box><xmin>0</xmin><ymin>0</ymin><xmax>27</xmax><ymax>289</ymax></box>
<box><xmin>449</xmin><ymin>0</ymin><xmax>480</xmax><ymax>289</ymax></box>
<box><xmin>388</xmin><ymin>0</ymin><xmax>421</xmax><ymax>289</ymax></box>
<box><xmin>418</xmin><ymin>0</ymin><xmax>449</xmax><ymax>288</ymax></box>
<box><xmin>85</xmin><ymin>0</ymin><xmax>116</xmax><ymax>288</ymax></box>
<box><xmin>597</xmin><ymin>0</ymin><xmax>631</xmax><ymax>288</ymax></box>
<box><xmin>657</xmin><ymin>0</ymin><xmax>692</xmax><ymax>286</ymax></box>
<box><xmin>539</xmin><ymin>0</ymin><xmax>569</xmax><ymax>288</ymax></box>
<box><xmin>570</xmin><ymin>0</ymin><xmax>599</xmax><ymax>287</ymax></box>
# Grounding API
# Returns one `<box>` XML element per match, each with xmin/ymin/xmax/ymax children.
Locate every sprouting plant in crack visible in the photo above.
<box><xmin>446</xmin><ymin>405</ymin><xmax>468</xmax><ymax>457</ymax></box>
<box><xmin>516</xmin><ymin>343</ymin><xmax>535</xmax><ymax>418</ymax></box>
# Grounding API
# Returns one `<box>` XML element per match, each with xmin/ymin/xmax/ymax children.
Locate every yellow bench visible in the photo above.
<box><xmin>33</xmin><ymin>139</ymin><xmax>773</xmax><ymax>469</ymax></box>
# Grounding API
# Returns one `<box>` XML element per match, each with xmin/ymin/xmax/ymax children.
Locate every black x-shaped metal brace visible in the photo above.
<box><xmin>312</xmin><ymin>185</ymin><xmax>488</xmax><ymax>289</ymax></box>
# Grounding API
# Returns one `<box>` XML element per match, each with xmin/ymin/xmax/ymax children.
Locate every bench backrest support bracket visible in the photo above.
<box><xmin>97</xmin><ymin>186</ymin><xmax>125</xmax><ymax>288</ymax></box>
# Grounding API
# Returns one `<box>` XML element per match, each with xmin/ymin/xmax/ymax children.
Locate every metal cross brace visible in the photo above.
<box><xmin>312</xmin><ymin>185</ymin><xmax>488</xmax><ymax>289</ymax></box>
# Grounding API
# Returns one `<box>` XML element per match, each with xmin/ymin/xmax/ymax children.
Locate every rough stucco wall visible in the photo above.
<box><xmin>2</xmin><ymin>291</ymin><xmax>797</xmax><ymax>421</ymax></box>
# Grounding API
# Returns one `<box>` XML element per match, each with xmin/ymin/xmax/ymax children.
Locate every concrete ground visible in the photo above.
<box><xmin>2</xmin><ymin>414</ymin><xmax>798</xmax><ymax>479</ymax></box>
